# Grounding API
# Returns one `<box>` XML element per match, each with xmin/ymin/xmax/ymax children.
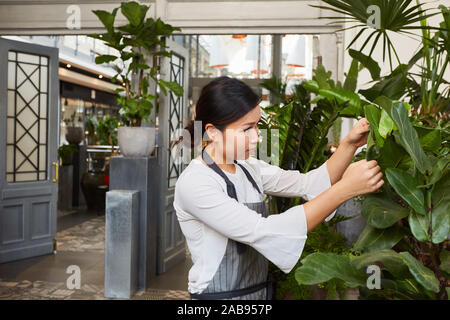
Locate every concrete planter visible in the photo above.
<box><xmin>118</xmin><ymin>126</ymin><xmax>156</xmax><ymax>157</ymax></box>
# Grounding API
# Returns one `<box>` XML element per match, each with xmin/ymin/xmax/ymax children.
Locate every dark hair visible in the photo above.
<box><xmin>178</xmin><ymin>76</ymin><xmax>261</xmax><ymax>149</ymax></box>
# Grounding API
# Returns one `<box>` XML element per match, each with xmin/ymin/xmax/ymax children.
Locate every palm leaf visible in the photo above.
<box><xmin>310</xmin><ymin>0</ymin><xmax>439</xmax><ymax>69</ymax></box>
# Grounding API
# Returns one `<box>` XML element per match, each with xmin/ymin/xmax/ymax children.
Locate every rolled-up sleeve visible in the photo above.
<box><xmin>245</xmin><ymin>157</ymin><xmax>336</xmax><ymax>222</ymax></box>
<box><xmin>175</xmin><ymin>171</ymin><xmax>308</xmax><ymax>273</ymax></box>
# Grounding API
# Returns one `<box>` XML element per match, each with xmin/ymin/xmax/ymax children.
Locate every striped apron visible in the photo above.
<box><xmin>190</xmin><ymin>146</ymin><xmax>275</xmax><ymax>300</ymax></box>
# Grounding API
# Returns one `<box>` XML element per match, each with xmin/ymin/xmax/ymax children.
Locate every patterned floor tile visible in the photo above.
<box><xmin>1</xmin><ymin>213</ymin><xmax>190</xmax><ymax>300</ymax></box>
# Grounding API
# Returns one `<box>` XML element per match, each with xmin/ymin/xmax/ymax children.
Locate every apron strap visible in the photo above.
<box><xmin>190</xmin><ymin>275</ymin><xmax>276</xmax><ymax>300</ymax></box>
<box><xmin>201</xmin><ymin>146</ymin><xmax>262</xmax><ymax>255</ymax></box>
<box><xmin>201</xmin><ymin>146</ymin><xmax>262</xmax><ymax>198</ymax></box>
<box><xmin>201</xmin><ymin>146</ymin><xmax>238</xmax><ymax>200</ymax></box>
<box><xmin>233</xmin><ymin>161</ymin><xmax>261</xmax><ymax>194</ymax></box>
<box><xmin>190</xmin><ymin>279</ymin><xmax>269</xmax><ymax>300</ymax></box>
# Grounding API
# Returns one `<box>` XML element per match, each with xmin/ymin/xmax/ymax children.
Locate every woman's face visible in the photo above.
<box><xmin>208</xmin><ymin>106</ymin><xmax>261</xmax><ymax>163</ymax></box>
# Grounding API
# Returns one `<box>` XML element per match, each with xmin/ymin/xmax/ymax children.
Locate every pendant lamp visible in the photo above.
<box><xmin>209</xmin><ymin>36</ymin><xmax>229</xmax><ymax>68</ymax></box>
<box><xmin>286</xmin><ymin>35</ymin><xmax>306</xmax><ymax>68</ymax></box>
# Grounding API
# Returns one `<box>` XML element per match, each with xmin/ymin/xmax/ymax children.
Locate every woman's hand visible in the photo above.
<box><xmin>337</xmin><ymin>159</ymin><xmax>384</xmax><ymax>199</ymax></box>
<box><xmin>304</xmin><ymin>159</ymin><xmax>383</xmax><ymax>232</ymax></box>
<box><xmin>343</xmin><ymin>118</ymin><xmax>371</xmax><ymax>148</ymax></box>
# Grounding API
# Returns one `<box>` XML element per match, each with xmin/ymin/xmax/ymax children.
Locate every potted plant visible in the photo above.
<box><xmin>89</xmin><ymin>1</ymin><xmax>183</xmax><ymax>157</ymax></box>
<box><xmin>57</xmin><ymin>143</ymin><xmax>79</xmax><ymax>166</ymax></box>
<box><xmin>97</xmin><ymin>114</ymin><xmax>119</xmax><ymax>155</ymax></box>
<box><xmin>81</xmin><ymin>114</ymin><xmax>119</xmax><ymax>211</ymax></box>
<box><xmin>64</xmin><ymin>111</ymin><xmax>84</xmax><ymax>145</ymax></box>
<box><xmin>292</xmin><ymin>1</ymin><xmax>449</xmax><ymax>300</ymax></box>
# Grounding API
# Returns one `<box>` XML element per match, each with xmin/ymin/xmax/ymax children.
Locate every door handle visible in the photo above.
<box><xmin>52</xmin><ymin>161</ymin><xmax>59</xmax><ymax>183</ymax></box>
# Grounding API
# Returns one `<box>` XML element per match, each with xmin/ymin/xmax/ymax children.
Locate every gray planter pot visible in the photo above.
<box><xmin>336</xmin><ymin>197</ymin><xmax>366</xmax><ymax>247</ymax></box>
<box><xmin>118</xmin><ymin>126</ymin><xmax>156</xmax><ymax>157</ymax></box>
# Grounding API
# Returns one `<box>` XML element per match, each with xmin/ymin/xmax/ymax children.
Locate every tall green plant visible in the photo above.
<box><xmin>89</xmin><ymin>1</ymin><xmax>183</xmax><ymax>126</ymax></box>
<box><xmin>296</xmin><ymin>100</ymin><xmax>449</xmax><ymax>299</ymax></box>
<box><xmin>272</xmin><ymin>0</ymin><xmax>450</xmax><ymax>300</ymax></box>
<box><xmin>259</xmin><ymin>66</ymin><xmax>353</xmax><ymax>213</ymax></box>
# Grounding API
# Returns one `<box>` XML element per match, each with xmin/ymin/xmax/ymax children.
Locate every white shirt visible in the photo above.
<box><xmin>174</xmin><ymin>156</ymin><xmax>336</xmax><ymax>294</ymax></box>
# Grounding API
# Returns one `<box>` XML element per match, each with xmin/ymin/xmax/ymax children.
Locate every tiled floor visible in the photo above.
<box><xmin>0</xmin><ymin>209</ymin><xmax>192</xmax><ymax>300</ymax></box>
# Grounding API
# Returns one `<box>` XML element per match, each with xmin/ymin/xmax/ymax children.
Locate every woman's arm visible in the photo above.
<box><xmin>325</xmin><ymin>137</ymin><xmax>358</xmax><ymax>185</ymax></box>
<box><xmin>304</xmin><ymin>158</ymin><xmax>384</xmax><ymax>232</ymax></box>
<box><xmin>303</xmin><ymin>179</ymin><xmax>351</xmax><ymax>232</ymax></box>
<box><xmin>326</xmin><ymin>118</ymin><xmax>371</xmax><ymax>185</ymax></box>
<box><xmin>245</xmin><ymin>157</ymin><xmax>335</xmax><ymax>200</ymax></box>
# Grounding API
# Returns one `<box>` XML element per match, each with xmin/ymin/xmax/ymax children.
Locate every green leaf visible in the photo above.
<box><xmin>303</xmin><ymin>80</ymin><xmax>319</xmax><ymax>94</ymax></box>
<box><xmin>362</xmin><ymin>195</ymin><xmax>410</xmax><ymax>229</ymax></box>
<box><xmin>366</xmin><ymin>144</ymin><xmax>381</xmax><ymax>161</ymax></box>
<box><xmin>432</xmin><ymin>171</ymin><xmax>450</xmax><ymax>207</ymax></box>
<box><xmin>364</xmin><ymin>104</ymin><xmax>384</xmax><ymax>148</ymax></box>
<box><xmin>408</xmin><ymin>210</ymin><xmax>430</xmax><ymax>242</ymax></box>
<box><xmin>319</xmin><ymin>88</ymin><xmax>362</xmax><ymax>117</ymax></box>
<box><xmin>396</xmin><ymin>278</ymin><xmax>425</xmax><ymax>297</ymax></box>
<box><xmin>158</xmin><ymin>82</ymin><xmax>167</xmax><ymax>96</ymax></box>
<box><xmin>312</xmin><ymin>64</ymin><xmax>332</xmax><ymax>90</ymax></box>
<box><xmin>385</xmin><ymin>168</ymin><xmax>426</xmax><ymax>215</ymax></box>
<box><xmin>349</xmin><ymin>49</ymin><xmax>380</xmax><ymax>80</ymax></box>
<box><xmin>95</xmin><ymin>54</ymin><xmax>118</xmax><ymax>64</ymax></box>
<box><xmin>389</xmin><ymin>102</ymin><xmax>432</xmax><ymax>175</ymax></box>
<box><xmin>378</xmin><ymin>109</ymin><xmax>395</xmax><ymax>138</ymax></box>
<box><xmin>360</xmin><ymin>72</ymin><xmax>408</xmax><ymax>101</ymax></box>
<box><xmin>419</xmin><ymin>129</ymin><xmax>442</xmax><ymax>153</ymax></box>
<box><xmin>295</xmin><ymin>253</ymin><xmax>367</xmax><ymax>288</ymax></box>
<box><xmin>355</xmin><ymin>224</ymin><xmax>405</xmax><ymax>252</ymax></box>
<box><xmin>351</xmin><ymin>249</ymin><xmax>409</xmax><ymax>279</ymax></box>
<box><xmin>121</xmin><ymin>1</ymin><xmax>148</xmax><ymax>27</ymax></box>
<box><xmin>343</xmin><ymin>58</ymin><xmax>359</xmax><ymax>92</ymax></box>
<box><xmin>440</xmin><ymin>250</ymin><xmax>450</xmax><ymax>274</ymax></box>
<box><xmin>159</xmin><ymin>79</ymin><xmax>184</xmax><ymax>97</ymax></box>
<box><xmin>373</xmin><ymin>95</ymin><xmax>394</xmax><ymax>115</ymax></box>
<box><xmin>152</xmin><ymin>51</ymin><xmax>173</xmax><ymax>58</ymax></box>
<box><xmin>92</xmin><ymin>8</ymin><xmax>118</xmax><ymax>34</ymax></box>
<box><xmin>423</xmin><ymin>156</ymin><xmax>450</xmax><ymax>188</ymax></box>
<box><xmin>399</xmin><ymin>252</ymin><xmax>440</xmax><ymax>293</ymax></box>
<box><xmin>431</xmin><ymin>200</ymin><xmax>449</xmax><ymax>244</ymax></box>
<box><xmin>377</xmin><ymin>135</ymin><xmax>405</xmax><ymax>169</ymax></box>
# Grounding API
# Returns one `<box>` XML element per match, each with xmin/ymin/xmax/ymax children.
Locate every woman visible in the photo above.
<box><xmin>174</xmin><ymin>76</ymin><xmax>384</xmax><ymax>300</ymax></box>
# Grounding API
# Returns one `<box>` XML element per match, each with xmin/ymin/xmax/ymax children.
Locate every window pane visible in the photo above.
<box><xmin>192</xmin><ymin>35</ymin><xmax>272</xmax><ymax>79</ymax></box>
<box><xmin>6</xmin><ymin>50</ymin><xmax>48</xmax><ymax>183</ymax></box>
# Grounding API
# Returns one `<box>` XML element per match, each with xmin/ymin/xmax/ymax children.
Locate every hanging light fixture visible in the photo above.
<box><xmin>286</xmin><ymin>35</ymin><xmax>306</xmax><ymax>68</ymax></box>
<box><xmin>245</xmin><ymin>35</ymin><xmax>259</xmax><ymax>61</ymax></box>
<box><xmin>209</xmin><ymin>36</ymin><xmax>229</xmax><ymax>68</ymax></box>
<box><xmin>232</xmin><ymin>34</ymin><xmax>247</xmax><ymax>39</ymax></box>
